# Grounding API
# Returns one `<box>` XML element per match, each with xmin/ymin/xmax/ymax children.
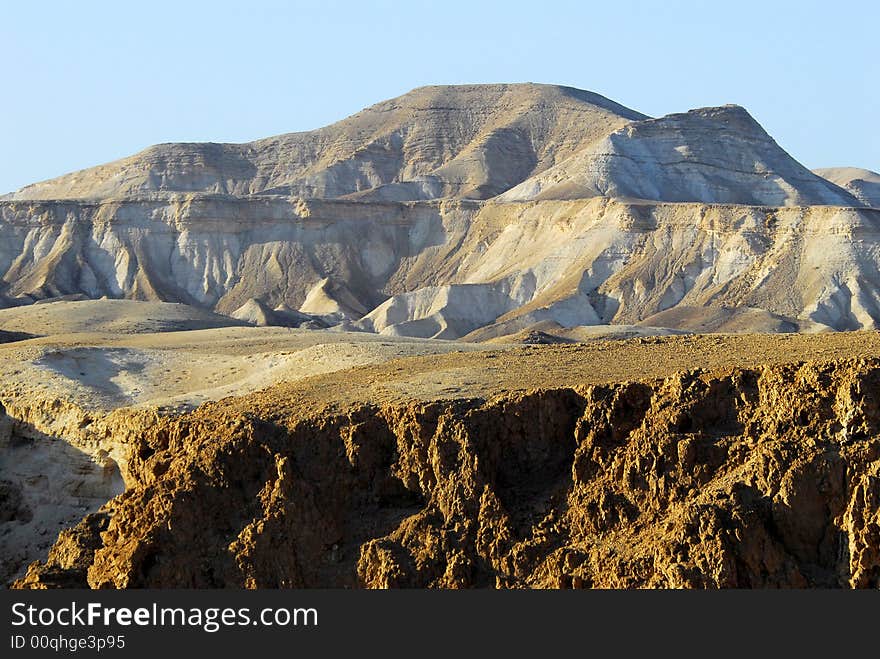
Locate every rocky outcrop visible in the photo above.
<box><xmin>500</xmin><ymin>106</ymin><xmax>860</xmax><ymax>206</ymax></box>
<box><xmin>0</xmin><ymin>395</ymin><xmax>157</xmax><ymax>584</ymax></box>
<box><xmin>13</xmin><ymin>357</ymin><xmax>880</xmax><ymax>589</ymax></box>
<box><xmin>12</xmin><ymin>513</ymin><xmax>110</xmax><ymax>589</ymax></box>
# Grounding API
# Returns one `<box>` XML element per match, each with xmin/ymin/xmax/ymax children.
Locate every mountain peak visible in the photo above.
<box><xmin>393</xmin><ymin>82</ymin><xmax>648</xmax><ymax>120</ymax></box>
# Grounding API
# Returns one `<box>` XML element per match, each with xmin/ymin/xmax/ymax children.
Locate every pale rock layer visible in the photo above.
<box><xmin>1</xmin><ymin>196</ymin><xmax>879</xmax><ymax>338</ymax></box>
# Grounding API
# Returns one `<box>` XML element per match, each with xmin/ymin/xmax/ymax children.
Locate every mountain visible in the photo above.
<box><xmin>8</xmin><ymin>84</ymin><xmax>644</xmax><ymax>202</ymax></box>
<box><xmin>1</xmin><ymin>83</ymin><xmax>876</xmax><ymax>339</ymax></box>
<box><xmin>814</xmin><ymin>167</ymin><xmax>880</xmax><ymax>208</ymax></box>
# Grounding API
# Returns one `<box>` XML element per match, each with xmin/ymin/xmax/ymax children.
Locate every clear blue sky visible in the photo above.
<box><xmin>1</xmin><ymin>0</ymin><xmax>876</xmax><ymax>193</ymax></box>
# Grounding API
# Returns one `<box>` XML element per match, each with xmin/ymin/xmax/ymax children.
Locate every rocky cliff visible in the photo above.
<box><xmin>13</xmin><ymin>355</ymin><xmax>880</xmax><ymax>589</ymax></box>
<box><xmin>2</xmin><ymin>195</ymin><xmax>880</xmax><ymax>336</ymax></box>
<box><xmin>0</xmin><ymin>395</ymin><xmax>155</xmax><ymax>584</ymax></box>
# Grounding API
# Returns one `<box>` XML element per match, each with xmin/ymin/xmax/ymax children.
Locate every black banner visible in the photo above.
<box><xmin>2</xmin><ymin>589</ymin><xmax>877</xmax><ymax>655</ymax></box>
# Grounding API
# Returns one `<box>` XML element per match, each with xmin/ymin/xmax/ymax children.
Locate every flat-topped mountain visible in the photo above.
<box><xmin>7</xmin><ymin>84</ymin><xmax>645</xmax><ymax>202</ymax></box>
<box><xmin>6</xmin><ymin>83</ymin><xmax>865</xmax><ymax>208</ymax></box>
<box><xmin>1</xmin><ymin>83</ymin><xmax>878</xmax><ymax>339</ymax></box>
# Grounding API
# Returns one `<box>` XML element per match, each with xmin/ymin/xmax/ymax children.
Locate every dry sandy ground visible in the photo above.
<box><xmin>220</xmin><ymin>330</ymin><xmax>880</xmax><ymax>421</ymax></box>
<box><xmin>0</xmin><ymin>299</ymin><xmax>494</xmax><ymax>411</ymax></box>
<box><xmin>0</xmin><ymin>300</ymin><xmax>697</xmax><ymax>413</ymax></box>
<box><xmin>0</xmin><ymin>326</ymin><xmax>494</xmax><ymax>412</ymax></box>
<box><xmin>0</xmin><ymin>298</ymin><xmax>877</xmax><ymax>415</ymax></box>
<box><xmin>0</xmin><ymin>299</ymin><xmax>248</xmax><ymax>336</ymax></box>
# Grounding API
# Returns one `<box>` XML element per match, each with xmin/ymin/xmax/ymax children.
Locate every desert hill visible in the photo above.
<box><xmin>7</xmin><ymin>84</ymin><xmax>645</xmax><ymax>202</ymax></box>
<box><xmin>0</xmin><ymin>84</ymin><xmax>876</xmax><ymax>341</ymax></box>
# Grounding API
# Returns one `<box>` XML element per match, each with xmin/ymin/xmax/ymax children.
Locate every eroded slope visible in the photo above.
<box><xmin>3</xmin><ymin>197</ymin><xmax>880</xmax><ymax>337</ymax></box>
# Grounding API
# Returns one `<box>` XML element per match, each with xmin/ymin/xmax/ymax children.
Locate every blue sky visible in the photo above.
<box><xmin>1</xmin><ymin>0</ymin><xmax>876</xmax><ymax>193</ymax></box>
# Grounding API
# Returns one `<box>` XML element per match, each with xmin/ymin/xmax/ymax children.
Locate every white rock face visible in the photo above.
<box><xmin>500</xmin><ymin>106</ymin><xmax>861</xmax><ymax>206</ymax></box>
<box><xmin>2</xmin><ymin>84</ymin><xmax>877</xmax><ymax>339</ymax></box>
<box><xmin>2</xmin><ymin>195</ymin><xmax>878</xmax><ymax>338</ymax></box>
<box><xmin>0</xmin><ymin>196</ymin><xmax>451</xmax><ymax>316</ymax></box>
<box><xmin>355</xmin><ymin>283</ymin><xmax>531</xmax><ymax>340</ymax></box>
